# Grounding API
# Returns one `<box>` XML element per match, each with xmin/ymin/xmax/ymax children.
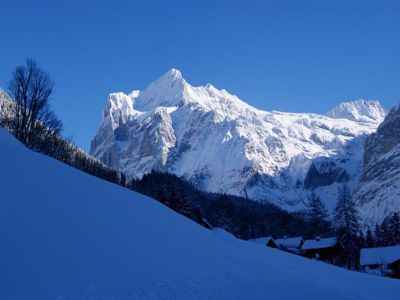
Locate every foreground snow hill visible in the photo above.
<box><xmin>0</xmin><ymin>128</ymin><xmax>399</xmax><ymax>300</ymax></box>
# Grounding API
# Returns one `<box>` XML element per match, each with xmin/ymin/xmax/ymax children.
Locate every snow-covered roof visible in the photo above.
<box><xmin>301</xmin><ymin>237</ymin><xmax>337</xmax><ymax>250</ymax></box>
<box><xmin>275</xmin><ymin>237</ymin><xmax>303</xmax><ymax>248</ymax></box>
<box><xmin>360</xmin><ymin>245</ymin><xmax>400</xmax><ymax>266</ymax></box>
<box><xmin>252</xmin><ymin>237</ymin><xmax>275</xmax><ymax>246</ymax></box>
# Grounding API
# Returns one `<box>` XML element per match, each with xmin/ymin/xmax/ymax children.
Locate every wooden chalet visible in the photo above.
<box><xmin>300</xmin><ymin>237</ymin><xmax>338</xmax><ymax>261</ymax></box>
<box><xmin>360</xmin><ymin>245</ymin><xmax>400</xmax><ymax>278</ymax></box>
<box><xmin>275</xmin><ymin>236</ymin><xmax>304</xmax><ymax>253</ymax></box>
<box><xmin>252</xmin><ymin>237</ymin><xmax>278</xmax><ymax>248</ymax></box>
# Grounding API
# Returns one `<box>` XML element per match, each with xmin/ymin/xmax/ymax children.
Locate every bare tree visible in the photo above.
<box><xmin>7</xmin><ymin>59</ymin><xmax>63</xmax><ymax>150</ymax></box>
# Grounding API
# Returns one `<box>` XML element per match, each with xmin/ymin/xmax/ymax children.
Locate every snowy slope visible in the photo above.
<box><xmin>1</xmin><ymin>128</ymin><xmax>399</xmax><ymax>299</ymax></box>
<box><xmin>90</xmin><ymin>69</ymin><xmax>386</xmax><ymax>211</ymax></box>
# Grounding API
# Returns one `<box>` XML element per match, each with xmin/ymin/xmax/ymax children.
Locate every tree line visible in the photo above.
<box><xmin>306</xmin><ymin>184</ymin><xmax>385</xmax><ymax>270</ymax></box>
<box><xmin>129</xmin><ymin>170</ymin><xmax>311</xmax><ymax>240</ymax></box>
<box><xmin>1</xmin><ymin>59</ymin><xmax>126</xmax><ymax>186</ymax></box>
<box><xmin>315</xmin><ymin>184</ymin><xmax>400</xmax><ymax>270</ymax></box>
<box><xmin>365</xmin><ymin>213</ymin><xmax>400</xmax><ymax>248</ymax></box>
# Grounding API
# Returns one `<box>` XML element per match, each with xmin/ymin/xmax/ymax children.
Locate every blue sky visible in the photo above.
<box><xmin>1</xmin><ymin>0</ymin><xmax>399</xmax><ymax>150</ymax></box>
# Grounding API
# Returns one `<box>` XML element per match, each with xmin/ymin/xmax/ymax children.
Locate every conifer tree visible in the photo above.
<box><xmin>334</xmin><ymin>185</ymin><xmax>360</xmax><ymax>269</ymax></box>
<box><xmin>307</xmin><ymin>192</ymin><xmax>330</xmax><ymax>237</ymax></box>
<box><xmin>364</xmin><ymin>227</ymin><xmax>375</xmax><ymax>248</ymax></box>
<box><xmin>391</xmin><ymin>213</ymin><xmax>400</xmax><ymax>245</ymax></box>
<box><xmin>357</xmin><ymin>231</ymin><xmax>365</xmax><ymax>250</ymax></box>
<box><xmin>380</xmin><ymin>217</ymin><xmax>392</xmax><ymax>246</ymax></box>
<box><xmin>374</xmin><ymin>224</ymin><xmax>383</xmax><ymax>246</ymax></box>
<box><xmin>387</xmin><ymin>213</ymin><xmax>400</xmax><ymax>246</ymax></box>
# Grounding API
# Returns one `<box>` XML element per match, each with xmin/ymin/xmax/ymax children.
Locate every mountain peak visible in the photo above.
<box><xmin>148</xmin><ymin>68</ymin><xmax>185</xmax><ymax>88</ymax></box>
<box><xmin>160</xmin><ymin>68</ymin><xmax>183</xmax><ymax>82</ymax></box>
<box><xmin>131</xmin><ymin>69</ymin><xmax>187</xmax><ymax>111</ymax></box>
<box><xmin>167</xmin><ymin>68</ymin><xmax>182</xmax><ymax>78</ymax></box>
<box><xmin>326</xmin><ymin>99</ymin><xmax>386</xmax><ymax>124</ymax></box>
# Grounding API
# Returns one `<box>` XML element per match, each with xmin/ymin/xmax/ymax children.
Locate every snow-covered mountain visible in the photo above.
<box><xmin>0</xmin><ymin>90</ymin><xmax>14</xmax><ymax>124</ymax></box>
<box><xmin>353</xmin><ymin>104</ymin><xmax>400</xmax><ymax>226</ymax></box>
<box><xmin>1</xmin><ymin>127</ymin><xmax>400</xmax><ymax>299</ymax></box>
<box><xmin>326</xmin><ymin>99</ymin><xmax>386</xmax><ymax>124</ymax></box>
<box><xmin>91</xmin><ymin>69</ymin><xmax>386</xmax><ymax>211</ymax></box>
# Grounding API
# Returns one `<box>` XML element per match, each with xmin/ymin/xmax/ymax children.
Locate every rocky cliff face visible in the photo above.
<box><xmin>90</xmin><ymin>69</ymin><xmax>386</xmax><ymax>212</ymax></box>
<box><xmin>353</xmin><ymin>105</ymin><xmax>400</xmax><ymax>225</ymax></box>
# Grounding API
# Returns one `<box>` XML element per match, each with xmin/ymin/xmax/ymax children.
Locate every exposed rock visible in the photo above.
<box><xmin>353</xmin><ymin>105</ymin><xmax>400</xmax><ymax>225</ymax></box>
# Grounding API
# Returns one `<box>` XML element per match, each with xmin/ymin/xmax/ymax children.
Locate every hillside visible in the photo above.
<box><xmin>1</xmin><ymin>128</ymin><xmax>399</xmax><ymax>299</ymax></box>
<box><xmin>90</xmin><ymin>69</ymin><xmax>385</xmax><ymax>212</ymax></box>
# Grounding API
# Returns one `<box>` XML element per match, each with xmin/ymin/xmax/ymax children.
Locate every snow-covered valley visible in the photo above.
<box><xmin>1</xmin><ymin>127</ymin><xmax>400</xmax><ymax>299</ymax></box>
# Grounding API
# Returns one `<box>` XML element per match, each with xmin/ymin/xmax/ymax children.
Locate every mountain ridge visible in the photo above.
<box><xmin>326</xmin><ymin>99</ymin><xmax>387</xmax><ymax>123</ymax></box>
<box><xmin>90</xmin><ymin>69</ymin><xmax>386</xmax><ymax>213</ymax></box>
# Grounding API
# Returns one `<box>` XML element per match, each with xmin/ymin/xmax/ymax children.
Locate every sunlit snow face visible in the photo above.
<box><xmin>91</xmin><ymin>69</ymin><xmax>385</xmax><ymax>212</ymax></box>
